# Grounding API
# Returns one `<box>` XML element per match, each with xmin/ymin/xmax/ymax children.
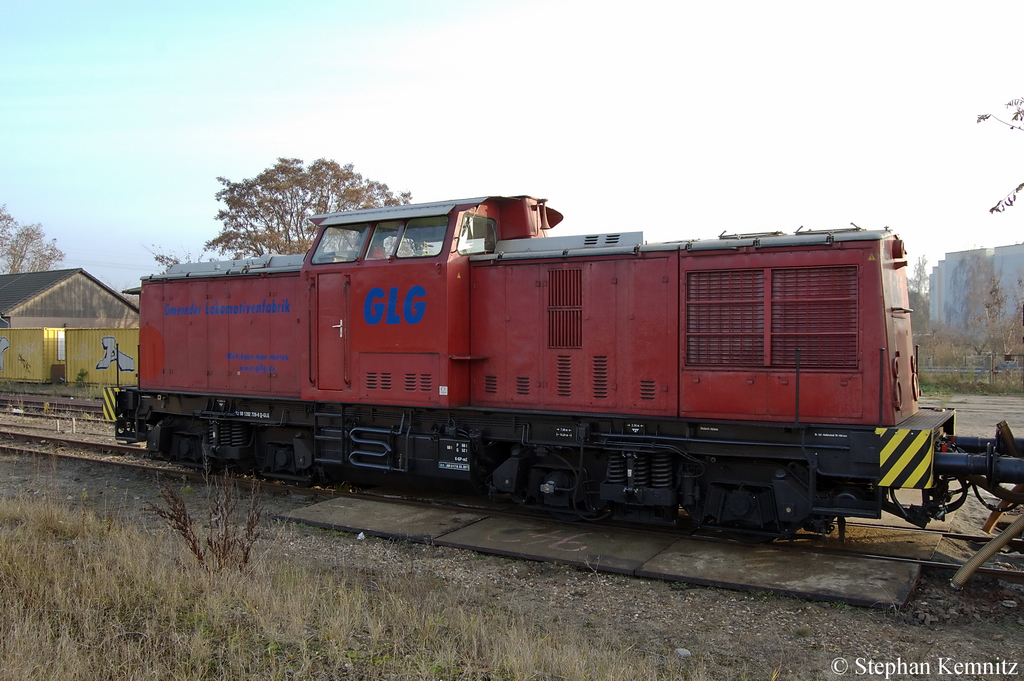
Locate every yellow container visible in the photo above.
<box><xmin>65</xmin><ymin>328</ymin><xmax>139</xmax><ymax>387</ymax></box>
<box><xmin>0</xmin><ymin>328</ymin><xmax>53</xmax><ymax>383</ymax></box>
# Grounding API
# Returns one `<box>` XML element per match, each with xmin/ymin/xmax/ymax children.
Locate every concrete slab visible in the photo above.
<box><xmin>800</xmin><ymin>523</ymin><xmax>942</xmax><ymax>560</ymax></box>
<box><xmin>279</xmin><ymin>496</ymin><xmax>486</xmax><ymax>542</ymax></box>
<box><xmin>638</xmin><ymin>538</ymin><xmax>920</xmax><ymax>607</ymax></box>
<box><xmin>435</xmin><ymin>516</ymin><xmax>678</xmax><ymax>574</ymax></box>
<box><xmin>281</xmin><ymin>496</ymin><xmax>922</xmax><ymax>607</ymax></box>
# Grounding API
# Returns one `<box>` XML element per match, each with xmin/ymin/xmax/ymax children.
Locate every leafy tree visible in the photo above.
<box><xmin>0</xmin><ymin>205</ymin><xmax>65</xmax><ymax>274</ymax></box>
<box><xmin>978</xmin><ymin>98</ymin><xmax>1024</xmax><ymax>213</ymax></box>
<box><xmin>207</xmin><ymin>158</ymin><xmax>412</xmax><ymax>259</ymax></box>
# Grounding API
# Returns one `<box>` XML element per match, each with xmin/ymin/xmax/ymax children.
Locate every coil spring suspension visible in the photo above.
<box><xmin>228</xmin><ymin>421</ymin><xmax>248</xmax><ymax>446</ymax></box>
<box><xmin>632</xmin><ymin>453</ymin><xmax>650</xmax><ymax>488</ymax></box>
<box><xmin>650</xmin><ymin>452</ymin><xmax>673</xmax><ymax>488</ymax></box>
<box><xmin>206</xmin><ymin>421</ymin><xmax>250</xmax><ymax>447</ymax></box>
<box><xmin>606</xmin><ymin>454</ymin><xmax>627</xmax><ymax>484</ymax></box>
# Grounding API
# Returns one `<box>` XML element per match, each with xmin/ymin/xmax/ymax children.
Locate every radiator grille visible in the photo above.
<box><xmin>686</xmin><ymin>266</ymin><xmax>859</xmax><ymax>368</ymax></box>
<box><xmin>516</xmin><ymin>376</ymin><xmax>530</xmax><ymax>395</ymax></box>
<box><xmin>686</xmin><ymin>270</ymin><xmax>764</xmax><ymax>365</ymax></box>
<box><xmin>686</xmin><ymin>336</ymin><xmax>765</xmax><ymax>365</ymax></box>
<box><xmin>548</xmin><ymin>269</ymin><xmax>583</xmax><ymax>349</ymax></box>
<box><xmin>770</xmin><ymin>266</ymin><xmax>858</xmax><ymax>367</ymax></box>
<box><xmin>687</xmin><ymin>269</ymin><xmax>764</xmax><ymax>301</ymax></box>
<box><xmin>484</xmin><ymin>375</ymin><xmax>498</xmax><ymax>394</ymax></box>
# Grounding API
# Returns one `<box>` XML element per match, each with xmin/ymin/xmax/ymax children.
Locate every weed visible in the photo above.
<box><xmin>147</xmin><ymin>472</ymin><xmax>262</xmax><ymax>572</ymax></box>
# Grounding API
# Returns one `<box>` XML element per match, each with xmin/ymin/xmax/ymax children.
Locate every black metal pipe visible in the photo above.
<box><xmin>933</xmin><ymin>450</ymin><xmax>1024</xmax><ymax>484</ymax></box>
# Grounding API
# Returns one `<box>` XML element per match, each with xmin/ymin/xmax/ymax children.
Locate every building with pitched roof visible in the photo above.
<box><xmin>0</xmin><ymin>268</ymin><xmax>139</xmax><ymax>329</ymax></box>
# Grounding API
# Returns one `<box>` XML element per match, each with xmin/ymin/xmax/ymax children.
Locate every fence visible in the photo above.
<box><xmin>922</xmin><ymin>363</ymin><xmax>1024</xmax><ymax>389</ymax></box>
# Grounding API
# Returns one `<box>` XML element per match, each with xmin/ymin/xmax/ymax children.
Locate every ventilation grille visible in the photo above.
<box><xmin>548</xmin><ymin>269</ymin><xmax>583</xmax><ymax>349</ymax></box>
<box><xmin>583</xmin><ymin>233</ymin><xmax>623</xmax><ymax>246</ymax></box>
<box><xmin>484</xmin><ymin>375</ymin><xmax>498</xmax><ymax>394</ymax></box>
<box><xmin>592</xmin><ymin>356</ymin><xmax>608</xmax><ymax>399</ymax></box>
<box><xmin>557</xmin><ymin>356</ymin><xmax>572</xmax><ymax>397</ymax></box>
<box><xmin>365</xmin><ymin>372</ymin><xmax>392</xmax><ymax>390</ymax></box>
<box><xmin>405</xmin><ymin>372</ymin><xmax>434</xmax><ymax>393</ymax></box>
<box><xmin>516</xmin><ymin>376</ymin><xmax>530</xmax><ymax>395</ymax></box>
<box><xmin>639</xmin><ymin>380</ymin><xmax>657</xmax><ymax>401</ymax></box>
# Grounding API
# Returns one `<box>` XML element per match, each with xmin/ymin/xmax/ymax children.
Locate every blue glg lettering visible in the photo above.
<box><xmin>364</xmin><ymin>287</ymin><xmax>386</xmax><ymax>324</ymax></box>
<box><xmin>404</xmin><ymin>285</ymin><xmax>426</xmax><ymax>324</ymax></box>
<box><xmin>362</xmin><ymin>285</ymin><xmax>427</xmax><ymax>325</ymax></box>
<box><xmin>385</xmin><ymin>287</ymin><xmax>402</xmax><ymax>324</ymax></box>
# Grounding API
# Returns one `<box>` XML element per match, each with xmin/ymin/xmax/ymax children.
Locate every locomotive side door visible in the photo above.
<box><xmin>315</xmin><ymin>271</ymin><xmax>351</xmax><ymax>391</ymax></box>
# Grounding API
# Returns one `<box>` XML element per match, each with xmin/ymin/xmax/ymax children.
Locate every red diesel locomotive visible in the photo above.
<box><xmin>116</xmin><ymin>195</ymin><xmax>1024</xmax><ymax>539</ymax></box>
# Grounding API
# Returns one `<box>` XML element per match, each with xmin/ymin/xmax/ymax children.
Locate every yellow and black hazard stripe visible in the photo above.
<box><xmin>102</xmin><ymin>387</ymin><xmax>119</xmax><ymax>422</ymax></box>
<box><xmin>875</xmin><ymin>427</ymin><xmax>934</xmax><ymax>488</ymax></box>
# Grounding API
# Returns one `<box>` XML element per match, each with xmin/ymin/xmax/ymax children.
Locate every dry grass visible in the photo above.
<box><xmin>0</xmin><ymin>492</ymin><xmax>703</xmax><ymax>680</ymax></box>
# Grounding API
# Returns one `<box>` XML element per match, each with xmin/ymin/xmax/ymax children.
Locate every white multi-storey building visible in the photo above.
<box><xmin>930</xmin><ymin>243</ymin><xmax>1024</xmax><ymax>330</ymax></box>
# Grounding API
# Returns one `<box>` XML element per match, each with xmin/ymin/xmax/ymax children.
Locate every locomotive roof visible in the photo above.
<box><xmin>145</xmin><ymin>253</ymin><xmax>307</xmax><ymax>281</ymax></box>
<box><xmin>472</xmin><ymin>227</ymin><xmax>895</xmax><ymax>261</ymax></box>
<box><xmin>310</xmin><ymin>197</ymin><xmax>491</xmax><ymax>226</ymax></box>
<box><xmin>145</xmin><ymin>192</ymin><xmax>896</xmax><ymax>280</ymax></box>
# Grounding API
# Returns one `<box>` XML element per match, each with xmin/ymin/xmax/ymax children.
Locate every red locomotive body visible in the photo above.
<box><xmin>121</xmin><ymin>195</ymin><xmax>1004</xmax><ymax>539</ymax></box>
<box><xmin>137</xmin><ymin>258</ymin><xmax>307</xmax><ymax>398</ymax></box>
<box><xmin>468</xmin><ymin>233</ymin><xmax>914</xmax><ymax>426</ymax></box>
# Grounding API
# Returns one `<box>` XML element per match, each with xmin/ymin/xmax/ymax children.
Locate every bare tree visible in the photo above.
<box><xmin>978</xmin><ymin>97</ymin><xmax>1024</xmax><ymax>213</ymax></box>
<box><xmin>908</xmin><ymin>255</ymin><xmax>930</xmax><ymax>335</ymax></box>
<box><xmin>0</xmin><ymin>205</ymin><xmax>65</xmax><ymax>273</ymax></box>
<box><xmin>948</xmin><ymin>251</ymin><xmax>1024</xmax><ymax>356</ymax></box>
<box><xmin>144</xmin><ymin>245</ymin><xmax>216</xmax><ymax>273</ymax></box>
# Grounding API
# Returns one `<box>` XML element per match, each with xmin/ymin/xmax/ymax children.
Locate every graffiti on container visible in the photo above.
<box><xmin>95</xmin><ymin>336</ymin><xmax>135</xmax><ymax>372</ymax></box>
<box><xmin>0</xmin><ymin>339</ymin><xmax>40</xmax><ymax>373</ymax></box>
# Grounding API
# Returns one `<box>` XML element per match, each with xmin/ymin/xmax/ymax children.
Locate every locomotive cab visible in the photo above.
<box><xmin>302</xmin><ymin>196</ymin><xmax>562</xmax><ymax>408</ymax></box>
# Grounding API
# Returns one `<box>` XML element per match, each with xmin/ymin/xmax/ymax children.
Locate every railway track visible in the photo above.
<box><xmin>1</xmin><ymin>393</ymin><xmax>104</xmax><ymax>418</ymax></box>
<box><xmin>2</xmin><ymin>424</ymin><xmax>1022</xmax><ymax>597</ymax></box>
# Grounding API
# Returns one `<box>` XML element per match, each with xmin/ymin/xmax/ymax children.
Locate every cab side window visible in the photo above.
<box><xmin>397</xmin><ymin>216</ymin><xmax>448</xmax><ymax>258</ymax></box>
<box><xmin>311</xmin><ymin>223</ymin><xmax>371</xmax><ymax>263</ymax></box>
<box><xmin>457</xmin><ymin>214</ymin><xmax>497</xmax><ymax>255</ymax></box>
<box><xmin>365</xmin><ymin>221</ymin><xmax>402</xmax><ymax>260</ymax></box>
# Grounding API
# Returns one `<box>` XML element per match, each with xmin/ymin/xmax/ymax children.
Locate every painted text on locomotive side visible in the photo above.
<box><xmin>363</xmin><ymin>286</ymin><xmax>427</xmax><ymax>325</ymax></box>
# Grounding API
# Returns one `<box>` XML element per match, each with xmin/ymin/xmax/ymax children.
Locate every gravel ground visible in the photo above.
<box><xmin>2</xmin><ymin>395</ymin><xmax>1024</xmax><ymax>679</ymax></box>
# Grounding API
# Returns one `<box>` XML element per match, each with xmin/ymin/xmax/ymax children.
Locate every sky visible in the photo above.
<box><xmin>1</xmin><ymin>0</ymin><xmax>1023</xmax><ymax>291</ymax></box>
